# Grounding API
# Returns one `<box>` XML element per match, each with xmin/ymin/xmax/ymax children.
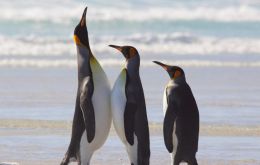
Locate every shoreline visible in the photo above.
<box><xmin>1</xmin><ymin>119</ymin><xmax>260</xmax><ymax>137</ymax></box>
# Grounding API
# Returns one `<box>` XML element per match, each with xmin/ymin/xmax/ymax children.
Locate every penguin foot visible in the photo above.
<box><xmin>60</xmin><ymin>157</ymin><xmax>68</xmax><ymax>165</ymax></box>
<box><xmin>69</xmin><ymin>157</ymin><xmax>77</xmax><ymax>162</ymax></box>
<box><xmin>60</xmin><ymin>153</ymin><xmax>78</xmax><ymax>165</ymax></box>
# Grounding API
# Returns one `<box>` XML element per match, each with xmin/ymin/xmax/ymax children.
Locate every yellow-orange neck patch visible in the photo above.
<box><xmin>73</xmin><ymin>35</ymin><xmax>82</xmax><ymax>45</ymax></box>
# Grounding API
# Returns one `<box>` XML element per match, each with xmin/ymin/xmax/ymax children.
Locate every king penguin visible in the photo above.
<box><xmin>153</xmin><ymin>61</ymin><xmax>199</xmax><ymax>165</ymax></box>
<box><xmin>61</xmin><ymin>7</ymin><xmax>111</xmax><ymax>165</ymax></box>
<box><xmin>109</xmin><ymin>45</ymin><xmax>150</xmax><ymax>165</ymax></box>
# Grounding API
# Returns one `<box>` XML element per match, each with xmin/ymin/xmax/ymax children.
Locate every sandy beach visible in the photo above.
<box><xmin>1</xmin><ymin>65</ymin><xmax>260</xmax><ymax>164</ymax></box>
<box><xmin>1</xmin><ymin>121</ymin><xmax>260</xmax><ymax>165</ymax></box>
<box><xmin>0</xmin><ymin>66</ymin><xmax>260</xmax><ymax>165</ymax></box>
<box><xmin>0</xmin><ymin>61</ymin><xmax>260</xmax><ymax>164</ymax></box>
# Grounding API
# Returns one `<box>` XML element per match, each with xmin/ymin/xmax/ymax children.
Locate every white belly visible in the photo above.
<box><xmin>171</xmin><ymin>120</ymin><xmax>178</xmax><ymax>159</ymax></box>
<box><xmin>163</xmin><ymin>87</ymin><xmax>167</xmax><ymax>116</ymax></box>
<box><xmin>163</xmin><ymin>80</ymin><xmax>176</xmax><ymax>116</ymax></box>
<box><xmin>111</xmin><ymin>69</ymin><xmax>127</xmax><ymax>143</ymax></box>
<box><xmin>111</xmin><ymin>69</ymin><xmax>138</xmax><ymax>164</ymax></box>
<box><xmin>163</xmin><ymin>81</ymin><xmax>178</xmax><ymax>161</ymax></box>
<box><xmin>80</xmin><ymin>58</ymin><xmax>112</xmax><ymax>164</ymax></box>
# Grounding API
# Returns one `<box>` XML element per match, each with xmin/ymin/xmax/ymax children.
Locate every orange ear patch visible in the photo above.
<box><xmin>73</xmin><ymin>35</ymin><xmax>82</xmax><ymax>45</ymax></box>
<box><xmin>174</xmin><ymin>70</ymin><xmax>182</xmax><ymax>78</ymax></box>
<box><xmin>129</xmin><ymin>48</ymin><xmax>137</xmax><ymax>58</ymax></box>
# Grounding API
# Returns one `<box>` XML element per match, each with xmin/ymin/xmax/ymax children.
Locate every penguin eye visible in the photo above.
<box><xmin>173</xmin><ymin>70</ymin><xmax>182</xmax><ymax>79</ymax></box>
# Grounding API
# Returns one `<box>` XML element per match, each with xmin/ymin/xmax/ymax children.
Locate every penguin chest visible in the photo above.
<box><xmin>163</xmin><ymin>87</ymin><xmax>168</xmax><ymax>116</ymax></box>
<box><xmin>90</xmin><ymin>59</ymin><xmax>111</xmax><ymax>143</ymax></box>
<box><xmin>164</xmin><ymin>97</ymin><xmax>178</xmax><ymax>156</ymax></box>
<box><xmin>163</xmin><ymin>82</ymin><xmax>179</xmax><ymax>156</ymax></box>
<box><xmin>111</xmin><ymin>69</ymin><xmax>127</xmax><ymax>142</ymax></box>
<box><xmin>79</xmin><ymin>58</ymin><xmax>111</xmax><ymax>156</ymax></box>
<box><xmin>111</xmin><ymin>69</ymin><xmax>139</xmax><ymax>164</ymax></box>
<box><xmin>163</xmin><ymin>81</ymin><xmax>176</xmax><ymax>116</ymax></box>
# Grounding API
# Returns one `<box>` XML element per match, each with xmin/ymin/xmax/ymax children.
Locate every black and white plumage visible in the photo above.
<box><xmin>153</xmin><ymin>61</ymin><xmax>199</xmax><ymax>165</ymax></box>
<box><xmin>110</xmin><ymin>45</ymin><xmax>150</xmax><ymax>165</ymax></box>
<box><xmin>61</xmin><ymin>7</ymin><xmax>111</xmax><ymax>165</ymax></box>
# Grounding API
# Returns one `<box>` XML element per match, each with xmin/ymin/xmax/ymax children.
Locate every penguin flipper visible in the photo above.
<box><xmin>163</xmin><ymin>99</ymin><xmax>178</xmax><ymax>153</ymax></box>
<box><xmin>80</xmin><ymin>77</ymin><xmax>95</xmax><ymax>143</ymax></box>
<box><xmin>124</xmin><ymin>101</ymin><xmax>137</xmax><ymax>145</ymax></box>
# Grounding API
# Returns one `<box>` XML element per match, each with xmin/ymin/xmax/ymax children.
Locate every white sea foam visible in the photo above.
<box><xmin>0</xmin><ymin>163</ymin><xmax>19</xmax><ymax>165</ymax></box>
<box><xmin>0</xmin><ymin>59</ymin><xmax>76</xmax><ymax>68</ymax></box>
<box><xmin>1</xmin><ymin>5</ymin><xmax>260</xmax><ymax>23</ymax></box>
<box><xmin>1</xmin><ymin>58</ymin><xmax>260</xmax><ymax>68</ymax></box>
<box><xmin>1</xmin><ymin>34</ymin><xmax>260</xmax><ymax>56</ymax></box>
<box><xmin>0</xmin><ymin>36</ymin><xmax>75</xmax><ymax>56</ymax></box>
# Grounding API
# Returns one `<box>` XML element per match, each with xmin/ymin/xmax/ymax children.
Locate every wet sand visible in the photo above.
<box><xmin>1</xmin><ymin>121</ymin><xmax>260</xmax><ymax>165</ymax></box>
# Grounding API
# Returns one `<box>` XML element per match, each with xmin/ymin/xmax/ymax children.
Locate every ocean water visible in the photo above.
<box><xmin>1</xmin><ymin>0</ymin><xmax>260</xmax><ymax>164</ymax></box>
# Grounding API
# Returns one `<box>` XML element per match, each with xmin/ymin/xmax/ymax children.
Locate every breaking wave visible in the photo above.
<box><xmin>1</xmin><ymin>33</ymin><xmax>260</xmax><ymax>56</ymax></box>
<box><xmin>1</xmin><ymin>5</ymin><xmax>260</xmax><ymax>23</ymax></box>
<box><xmin>1</xmin><ymin>58</ymin><xmax>260</xmax><ymax>68</ymax></box>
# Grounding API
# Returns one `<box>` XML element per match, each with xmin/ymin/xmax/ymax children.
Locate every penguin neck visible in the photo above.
<box><xmin>126</xmin><ymin>68</ymin><xmax>140</xmax><ymax>81</ymax></box>
<box><xmin>171</xmin><ymin>75</ymin><xmax>186</xmax><ymax>85</ymax></box>
<box><xmin>76</xmin><ymin>45</ymin><xmax>92</xmax><ymax>81</ymax></box>
<box><xmin>125</xmin><ymin>59</ymin><xmax>140</xmax><ymax>80</ymax></box>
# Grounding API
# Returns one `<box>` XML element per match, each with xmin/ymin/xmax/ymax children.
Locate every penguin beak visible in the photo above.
<box><xmin>109</xmin><ymin>45</ymin><xmax>123</xmax><ymax>52</ymax></box>
<box><xmin>80</xmin><ymin>6</ymin><xmax>87</xmax><ymax>27</ymax></box>
<box><xmin>153</xmin><ymin>61</ymin><xmax>170</xmax><ymax>71</ymax></box>
<box><xmin>73</xmin><ymin>7</ymin><xmax>88</xmax><ymax>46</ymax></box>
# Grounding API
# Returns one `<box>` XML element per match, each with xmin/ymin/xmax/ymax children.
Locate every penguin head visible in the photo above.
<box><xmin>73</xmin><ymin>7</ymin><xmax>91</xmax><ymax>49</ymax></box>
<box><xmin>109</xmin><ymin>45</ymin><xmax>140</xmax><ymax>72</ymax></box>
<box><xmin>109</xmin><ymin>45</ymin><xmax>139</xmax><ymax>60</ymax></box>
<box><xmin>153</xmin><ymin>61</ymin><xmax>185</xmax><ymax>80</ymax></box>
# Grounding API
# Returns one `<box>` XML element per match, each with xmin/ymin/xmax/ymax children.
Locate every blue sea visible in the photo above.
<box><xmin>0</xmin><ymin>0</ymin><xmax>260</xmax><ymax>164</ymax></box>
